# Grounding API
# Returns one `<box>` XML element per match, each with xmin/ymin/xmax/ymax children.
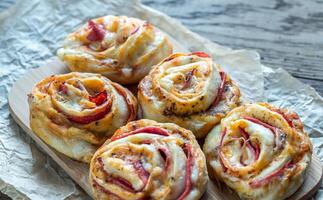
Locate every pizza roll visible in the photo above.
<box><xmin>138</xmin><ymin>52</ymin><xmax>241</xmax><ymax>138</ymax></box>
<box><xmin>90</xmin><ymin>119</ymin><xmax>208</xmax><ymax>200</ymax></box>
<box><xmin>28</xmin><ymin>72</ymin><xmax>137</xmax><ymax>163</ymax></box>
<box><xmin>57</xmin><ymin>15</ymin><xmax>173</xmax><ymax>84</ymax></box>
<box><xmin>203</xmin><ymin>103</ymin><xmax>312</xmax><ymax>200</ymax></box>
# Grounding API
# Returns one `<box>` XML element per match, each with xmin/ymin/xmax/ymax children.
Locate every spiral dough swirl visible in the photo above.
<box><xmin>138</xmin><ymin>52</ymin><xmax>240</xmax><ymax>138</ymax></box>
<box><xmin>57</xmin><ymin>15</ymin><xmax>173</xmax><ymax>84</ymax></box>
<box><xmin>203</xmin><ymin>103</ymin><xmax>312</xmax><ymax>200</ymax></box>
<box><xmin>29</xmin><ymin>72</ymin><xmax>137</xmax><ymax>162</ymax></box>
<box><xmin>90</xmin><ymin>119</ymin><xmax>208</xmax><ymax>200</ymax></box>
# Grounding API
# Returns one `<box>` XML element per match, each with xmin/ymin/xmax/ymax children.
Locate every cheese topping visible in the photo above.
<box><xmin>28</xmin><ymin>72</ymin><xmax>137</xmax><ymax>163</ymax></box>
<box><xmin>203</xmin><ymin>103</ymin><xmax>312</xmax><ymax>200</ymax></box>
<box><xmin>90</xmin><ymin>119</ymin><xmax>208</xmax><ymax>200</ymax></box>
<box><xmin>57</xmin><ymin>15</ymin><xmax>173</xmax><ymax>84</ymax></box>
<box><xmin>138</xmin><ymin>52</ymin><xmax>241</xmax><ymax>138</ymax></box>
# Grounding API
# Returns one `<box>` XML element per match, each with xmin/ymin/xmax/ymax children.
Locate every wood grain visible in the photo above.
<box><xmin>1</xmin><ymin>0</ymin><xmax>322</xmax><ymax>96</ymax></box>
<box><xmin>142</xmin><ymin>0</ymin><xmax>323</xmax><ymax>96</ymax></box>
<box><xmin>8</xmin><ymin>60</ymin><xmax>323</xmax><ymax>200</ymax></box>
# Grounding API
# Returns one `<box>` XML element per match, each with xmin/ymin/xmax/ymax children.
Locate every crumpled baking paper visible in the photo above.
<box><xmin>0</xmin><ymin>0</ymin><xmax>321</xmax><ymax>199</ymax></box>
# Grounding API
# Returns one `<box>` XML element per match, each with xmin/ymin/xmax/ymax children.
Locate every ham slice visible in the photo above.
<box><xmin>97</xmin><ymin>157</ymin><xmax>136</xmax><ymax>193</ymax></box>
<box><xmin>212</xmin><ymin>71</ymin><xmax>226</xmax><ymax>107</ymax></box>
<box><xmin>111</xmin><ymin>126</ymin><xmax>170</xmax><ymax>141</ymax></box>
<box><xmin>182</xmin><ymin>68</ymin><xmax>197</xmax><ymax>90</ymax></box>
<box><xmin>87</xmin><ymin>20</ymin><xmax>106</xmax><ymax>42</ymax></box>
<box><xmin>249</xmin><ymin>161</ymin><xmax>294</xmax><ymax>188</ymax></box>
<box><xmin>239</xmin><ymin>128</ymin><xmax>260</xmax><ymax>165</ymax></box>
<box><xmin>89</xmin><ymin>91</ymin><xmax>107</xmax><ymax>106</ymax></box>
<box><xmin>67</xmin><ymin>102</ymin><xmax>111</xmax><ymax>124</ymax></box>
<box><xmin>177</xmin><ymin>144</ymin><xmax>193</xmax><ymax>200</ymax></box>
<box><xmin>158</xmin><ymin>147</ymin><xmax>172</xmax><ymax>172</ymax></box>
<box><xmin>218</xmin><ymin>129</ymin><xmax>228</xmax><ymax>172</ymax></box>
<box><xmin>133</xmin><ymin>160</ymin><xmax>150</xmax><ymax>186</ymax></box>
<box><xmin>111</xmin><ymin>82</ymin><xmax>136</xmax><ymax>122</ymax></box>
<box><xmin>92</xmin><ymin>179</ymin><xmax>123</xmax><ymax>200</ymax></box>
<box><xmin>58</xmin><ymin>83</ymin><xmax>68</xmax><ymax>94</ymax></box>
<box><xmin>243</xmin><ymin>116</ymin><xmax>277</xmax><ymax>135</ymax></box>
<box><xmin>190</xmin><ymin>51</ymin><xmax>210</xmax><ymax>58</ymax></box>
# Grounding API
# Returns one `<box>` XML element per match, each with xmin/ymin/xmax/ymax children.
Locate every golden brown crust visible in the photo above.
<box><xmin>203</xmin><ymin>102</ymin><xmax>312</xmax><ymax>200</ymax></box>
<box><xmin>29</xmin><ymin>72</ymin><xmax>137</xmax><ymax>163</ymax></box>
<box><xmin>57</xmin><ymin>15</ymin><xmax>173</xmax><ymax>84</ymax></box>
<box><xmin>138</xmin><ymin>52</ymin><xmax>241</xmax><ymax>138</ymax></box>
<box><xmin>90</xmin><ymin>119</ymin><xmax>208</xmax><ymax>200</ymax></box>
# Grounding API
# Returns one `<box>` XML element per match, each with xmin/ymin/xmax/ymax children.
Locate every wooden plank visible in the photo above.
<box><xmin>8</xmin><ymin>59</ymin><xmax>323</xmax><ymax>200</ymax></box>
<box><xmin>142</xmin><ymin>0</ymin><xmax>323</xmax><ymax>96</ymax></box>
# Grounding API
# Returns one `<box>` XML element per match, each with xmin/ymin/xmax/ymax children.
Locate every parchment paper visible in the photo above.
<box><xmin>0</xmin><ymin>0</ymin><xmax>321</xmax><ymax>199</ymax></box>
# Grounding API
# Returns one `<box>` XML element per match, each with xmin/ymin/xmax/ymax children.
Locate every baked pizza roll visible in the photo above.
<box><xmin>203</xmin><ymin>103</ymin><xmax>312</xmax><ymax>200</ymax></box>
<box><xmin>90</xmin><ymin>119</ymin><xmax>208</xmax><ymax>200</ymax></box>
<box><xmin>57</xmin><ymin>15</ymin><xmax>173</xmax><ymax>84</ymax></box>
<box><xmin>28</xmin><ymin>72</ymin><xmax>137</xmax><ymax>163</ymax></box>
<box><xmin>138</xmin><ymin>52</ymin><xmax>241</xmax><ymax>138</ymax></box>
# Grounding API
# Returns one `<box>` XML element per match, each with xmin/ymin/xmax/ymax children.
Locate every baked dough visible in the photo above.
<box><xmin>90</xmin><ymin>119</ymin><xmax>208</xmax><ymax>200</ymax></box>
<box><xmin>138</xmin><ymin>52</ymin><xmax>241</xmax><ymax>138</ymax></box>
<box><xmin>203</xmin><ymin>103</ymin><xmax>312</xmax><ymax>200</ymax></box>
<box><xmin>57</xmin><ymin>15</ymin><xmax>173</xmax><ymax>84</ymax></box>
<box><xmin>28</xmin><ymin>72</ymin><xmax>137</xmax><ymax>163</ymax></box>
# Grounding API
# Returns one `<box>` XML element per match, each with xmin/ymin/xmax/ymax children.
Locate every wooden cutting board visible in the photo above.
<box><xmin>8</xmin><ymin>31</ymin><xmax>322</xmax><ymax>200</ymax></box>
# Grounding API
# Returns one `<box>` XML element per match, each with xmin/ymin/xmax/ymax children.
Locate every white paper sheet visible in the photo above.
<box><xmin>0</xmin><ymin>0</ymin><xmax>321</xmax><ymax>199</ymax></box>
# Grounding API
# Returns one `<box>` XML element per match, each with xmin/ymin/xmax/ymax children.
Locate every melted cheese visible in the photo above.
<box><xmin>57</xmin><ymin>15</ymin><xmax>173</xmax><ymax>84</ymax></box>
<box><xmin>138</xmin><ymin>53</ymin><xmax>241</xmax><ymax>138</ymax></box>
<box><xmin>203</xmin><ymin>103</ymin><xmax>312</xmax><ymax>200</ymax></box>
<box><xmin>29</xmin><ymin>72</ymin><xmax>137</xmax><ymax>163</ymax></box>
<box><xmin>89</xmin><ymin>119</ymin><xmax>208</xmax><ymax>200</ymax></box>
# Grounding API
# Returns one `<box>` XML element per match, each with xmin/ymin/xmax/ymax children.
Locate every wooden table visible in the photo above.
<box><xmin>0</xmin><ymin>0</ymin><xmax>321</xmax><ymax>199</ymax></box>
<box><xmin>0</xmin><ymin>0</ymin><xmax>322</xmax><ymax>95</ymax></box>
<box><xmin>142</xmin><ymin>0</ymin><xmax>323</xmax><ymax>96</ymax></box>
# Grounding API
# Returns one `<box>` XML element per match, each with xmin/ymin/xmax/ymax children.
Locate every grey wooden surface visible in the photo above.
<box><xmin>0</xmin><ymin>0</ymin><xmax>322</xmax><ymax>95</ymax></box>
<box><xmin>0</xmin><ymin>0</ymin><xmax>322</xmax><ymax>199</ymax></box>
<box><xmin>142</xmin><ymin>0</ymin><xmax>323</xmax><ymax>96</ymax></box>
